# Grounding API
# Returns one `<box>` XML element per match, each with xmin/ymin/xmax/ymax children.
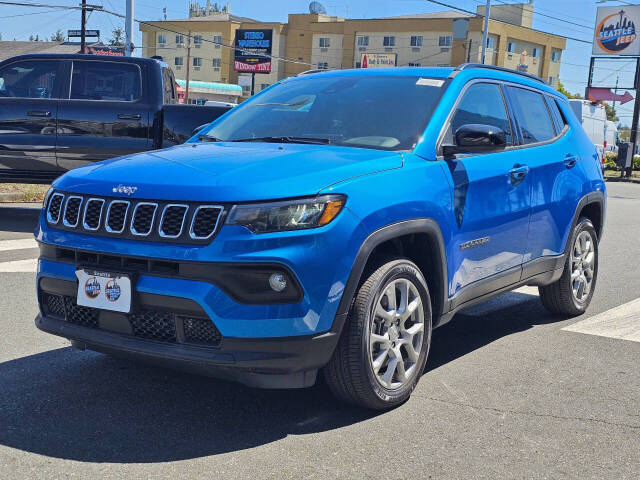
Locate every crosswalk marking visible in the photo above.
<box><xmin>0</xmin><ymin>238</ymin><xmax>37</xmax><ymax>252</ymax></box>
<box><xmin>0</xmin><ymin>258</ymin><xmax>38</xmax><ymax>273</ymax></box>
<box><xmin>562</xmin><ymin>298</ymin><xmax>640</xmax><ymax>343</ymax></box>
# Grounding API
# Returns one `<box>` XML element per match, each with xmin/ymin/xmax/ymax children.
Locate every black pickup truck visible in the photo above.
<box><xmin>0</xmin><ymin>54</ymin><xmax>230</xmax><ymax>183</ymax></box>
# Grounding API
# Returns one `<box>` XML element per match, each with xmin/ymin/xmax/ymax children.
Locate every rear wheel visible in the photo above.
<box><xmin>323</xmin><ymin>259</ymin><xmax>432</xmax><ymax>410</ymax></box>
<box><xmin>539</xmin><ymin>217</ymin><xmax>598</xmax><ymax>316</ymax></box>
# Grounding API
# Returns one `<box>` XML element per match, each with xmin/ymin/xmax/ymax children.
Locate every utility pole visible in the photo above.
<box><xmin>251</xmin><ymin>72</ymin><xmax>255</xmax><ymax>96</ymax></box>
<box><xmin>125</xmin><ymin>0</ymin><xmax>134</xmax><ymax>56</ymax></box>
<box><xmin>80</xmin><ymin>0</ymin><xmax>87</xmax><ymax>53</ymax></box>
<box><xmin>481</xmin><ymin>0</ymin><xmax>491</xmax><ymax>64</ymax></box>
<box><xmin>612</xmin><ymin>75</ymin><xmax>619</xmax><ymax>110</ymax></box>
<box><xmin>628</xmin><ymin>58</ymin><xmax>640</xmax><ymax>178</ymax></box>
<box><xmin>185</xmin><ymin>30</ymin><xmax>191</xmax><ymax>104</ymax></box>
<box><xmin>466</xmin><ymin>39</ymin><xmax>472</xmax><ymax>63</ymax></box>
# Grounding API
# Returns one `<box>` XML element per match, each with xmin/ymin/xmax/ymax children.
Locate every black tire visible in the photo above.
<box><xmin>323</xmin><ymin>259</ymin><xmax>432</xmax><ymax>410</ymax></box>
<box><xmin>539</xmin><ymin>217</ymin><xmax>598</xmax><ymax>316</ymax></box>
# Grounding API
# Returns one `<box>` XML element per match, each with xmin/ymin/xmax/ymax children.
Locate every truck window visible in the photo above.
<box><xmin>70</xmin><ymin>61</ymin><xmax>141</xmax><ymax>101</ymax></box>
<box><xmin>0</xmin><ymin>60</ymin><xmax>58</xmax><ymax>99</ymax></box>
<box><xmin>162</xmin><ymin>67</ymin><xmax>176</xmax><ymax>104</ymax></box>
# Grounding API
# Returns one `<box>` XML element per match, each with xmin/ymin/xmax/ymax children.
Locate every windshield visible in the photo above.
<box><xmin>201</xmin><ymin>75</ymin><xmax>445</xmax><ymax>151</ymax></box>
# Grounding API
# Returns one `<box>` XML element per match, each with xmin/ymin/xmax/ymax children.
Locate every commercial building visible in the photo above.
<box><xmin>139</xmin><ymin>1</ymin><xmax>566</xmax><ymax>100</ymax></box>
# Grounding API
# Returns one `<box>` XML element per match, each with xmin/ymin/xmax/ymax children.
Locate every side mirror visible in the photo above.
<box><xmin>442</xmin><ymin>124</ymin><xmax>507</xmax><ymax>156</ymax></box>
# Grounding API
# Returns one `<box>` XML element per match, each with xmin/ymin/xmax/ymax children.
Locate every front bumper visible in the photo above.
<box><xmin>35</xmin><ymin>312</ymin><xmax>337</xmax><ymax>388</ymax></box>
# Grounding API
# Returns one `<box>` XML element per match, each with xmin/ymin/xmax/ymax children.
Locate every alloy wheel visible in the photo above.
<box><xmin>571</xmin><ymin>230</ymin><xmax>595</xmax><ymax>302</ymax></box>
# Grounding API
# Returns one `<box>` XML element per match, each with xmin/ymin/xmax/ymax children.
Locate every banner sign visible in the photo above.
<box><xmin>361</xmin><ymin>53</ymin><xmax>397</xmax><ymax>68</ymax></box>
<box><xmin>593</xmin><ymin>7</ymin><xmax>640</xmax><ymax>56</ymax></box>
<box><xmin>234</xmin><ymin>29</ymin><xmax>272</xmax><ymax>73</ymax></box>
<box><xmin>68</xmin><ymin>29</ymin><xmax>100</xmax><ymax>38</ymax></box>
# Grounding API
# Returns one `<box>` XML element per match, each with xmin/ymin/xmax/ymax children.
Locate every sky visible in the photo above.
<box><xmin>0</xmin><ymin>0</ymin><xmax>637</xmax><ymax>125</ymax></box>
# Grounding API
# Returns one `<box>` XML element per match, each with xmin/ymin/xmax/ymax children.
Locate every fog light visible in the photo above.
<box><xmin>269</xmin><ymin>273</ymin><xmax>287</xmax><ymax>292</ymax></box>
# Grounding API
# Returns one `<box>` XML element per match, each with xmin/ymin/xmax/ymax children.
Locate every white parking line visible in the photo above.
<box><xmin>0</xmin><ymin>238</ymin><xmax>38</xmax><ymax>252</ymax></box>
<box><xmin>562</xmin><ymin>298</ymin><xmax>640</xmax><ymax>343</ymax></box>
<box><xmin>0</xmin><ymin>258</ymin><xmax>38</xmax><ymax>272</ymax></box>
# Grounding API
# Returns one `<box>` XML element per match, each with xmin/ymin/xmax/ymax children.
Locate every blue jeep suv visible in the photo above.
<box><xmin>35</xmin><ymin>64</ymin><xmax>605</xmax><ymax>409</ymax></box>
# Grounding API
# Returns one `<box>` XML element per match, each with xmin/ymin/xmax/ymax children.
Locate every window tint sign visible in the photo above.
<box><xmin>361</xmin><ymin>53</ymin><xmax>397</xmax><ymax>68</ymax></box>
<box><xmin>234</xmin><ymin>29</ymin><xmax>272</xmax><ymax>73</ymax></box>
<box><xmin>593</xmin><ymin>6</ymin><xmax>640</xmax><ymax>55</ymax></box>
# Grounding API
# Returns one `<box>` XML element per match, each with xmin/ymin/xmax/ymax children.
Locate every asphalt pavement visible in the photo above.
<box><xmin>0</xmin><ymin>183</ymin><xmax>639</xmax><ymax>479</ymax></box>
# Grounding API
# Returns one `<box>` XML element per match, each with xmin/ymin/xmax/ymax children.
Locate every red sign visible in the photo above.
<box><xmin>234</xmin><ymin>60</ymin><xmax>271</xmax><ymax>73</ymax></box>
<box><xmin>587</xmin><ymin>87</ymin><xmax>634</xmax><ymax>104</ymax></box>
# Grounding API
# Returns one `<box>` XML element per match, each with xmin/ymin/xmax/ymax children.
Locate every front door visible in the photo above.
<box><xmin>441</xmin><ymin>82</ymin><xmax>531</xmax><ymax>302</ymax></box>
<box><xmin>0</xmin><ymin>58</ymin><xmax>62</xmax><ymax>182</ymax></box>
<box><xmin>56</xmin><ymin>59</ymin><xmax>150</xmax><ymax>171</ymax></box>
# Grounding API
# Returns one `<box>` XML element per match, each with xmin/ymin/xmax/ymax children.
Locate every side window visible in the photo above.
<box><xmin>447</xmin><ymin>83</ymin><xmax>512</xmax><ymax>146</ymax></box>
<box><xmin>70</xmin><ymin>61</ymin><xmax>141</xmax><ymax>101</ymax></box>
<box><xmin>507</xmin><ymin>86</ymin><xmax>555</xmax><ymax>144</ymax></box>
<box><xmin>0</xmin><ymin>60</ymin><xmax>58</xmax><ymax>99</ymax></box>
<box><xmin>546</xmin><ymin>96</ymin><xmax>568</xmax><ymax>134</ymax></box>
<box><xmin>161</xmin><ymin>67</ymin><xmax>175</xmax><ymax>104</ymax></box>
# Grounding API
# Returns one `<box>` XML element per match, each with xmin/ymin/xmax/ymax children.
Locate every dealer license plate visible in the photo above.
<box><xmin>75</xmin><ymin>269</ymin><xmax>132</xmax><ymax>313</ymax></box>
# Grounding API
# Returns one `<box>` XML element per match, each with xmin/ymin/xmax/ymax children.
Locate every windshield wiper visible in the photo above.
<box><xmin>230</xmin><ymin>136</ymin><xmax>331</xmax><ymax>145</ymax></box>
<box><xmin>198</xmin><ymin>134</ymin><xmax>222</xmax><ymax>142</ymax></box>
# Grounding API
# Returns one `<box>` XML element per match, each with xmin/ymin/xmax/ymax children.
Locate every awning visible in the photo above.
<box><xmin>176</xmin><ymin>79</ymin><xmax>242</xmax><ymax>96</ymax></box>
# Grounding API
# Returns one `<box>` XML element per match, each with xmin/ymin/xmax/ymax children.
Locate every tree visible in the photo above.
<box><xmin>109</xmin><ymin>27</ymin><xmax>124</xmax><ymax>46</ymax></box>
<box><xmin>29</xmin><ymin>35</ymin><xmax>34</xmax><ymax>41</ymax></box>
<box><xmin>556</xmin><ymin>80</ymin><xmax>582</xmax><ymax>99</ymax></box>
<box><xmin>50</xmin><ymin>29</ymin><xmax>65</xmax><ymax>42</ymax></box>
<box><xmin>604</xmin><ymin>102</ymin><xmax>619</xmax><ymax>122</ymax></box>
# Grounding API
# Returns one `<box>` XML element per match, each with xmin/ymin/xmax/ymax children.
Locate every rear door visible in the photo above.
<box><xmin>0</xmin><ymin>58</ymin><xmax>62</xmax><ymax>182</ymax></box>
<box><xmin>441</xmin><ymin>81</ymin><xmax>532</xmax><ymax>302</ymax></box>
<box><xmin>55</xmin><ymin>60</ymin><xmax>151</xmax><ymax>171</ymax></box>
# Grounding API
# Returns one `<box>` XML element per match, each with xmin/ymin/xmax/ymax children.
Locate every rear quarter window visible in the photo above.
<box><xmin>70</xmin><ymin>61</ymin><xmax>141</xmax><ymax>101</ymax></box>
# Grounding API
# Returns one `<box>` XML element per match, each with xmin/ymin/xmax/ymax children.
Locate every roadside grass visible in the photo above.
<box><xmin>0</xmin><ymin>183</ymin><xmax>49</xmax><ymax>202</ymax></box>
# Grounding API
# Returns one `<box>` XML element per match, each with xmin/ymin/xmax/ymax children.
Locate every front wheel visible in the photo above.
<box><xmin>323</xmin><ymin>259</ymin><xmax>432</xmax><ymax>410</ymax></box>
<box><xmin>539</xmin><ymin>217</ymin><xmax>598</xmax><ymax>316</ymax></box>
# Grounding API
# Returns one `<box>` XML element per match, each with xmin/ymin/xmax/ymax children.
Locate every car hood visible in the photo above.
<box><xmin>54</xmin><ymin>142</ymin><xmax>404</xmax><ymax>201</ymax></box>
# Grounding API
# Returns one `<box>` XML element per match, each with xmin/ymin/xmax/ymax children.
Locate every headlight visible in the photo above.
<box><xmin>226</xmin><ymin>195</ymin><xmax>345</xmax><ymax>233</ymax></box>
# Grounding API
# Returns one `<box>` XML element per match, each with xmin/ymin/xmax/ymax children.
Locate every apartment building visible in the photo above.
<box><xmin>139</xmin><ymin>2</ymin><xmax>567</xmax><ymax>100</ymax></box>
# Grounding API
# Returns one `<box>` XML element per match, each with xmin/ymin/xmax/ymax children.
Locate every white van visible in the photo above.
<box><xmin>569</xmin><ymin>99</ymin><xmax>617</xmax><ymax>160</ymax></box>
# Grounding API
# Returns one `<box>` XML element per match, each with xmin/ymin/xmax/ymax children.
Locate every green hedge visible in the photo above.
<box><xmin>604</xmin><ymin>152</ymin><xmax>640</xmax><ymax>171</ymax></box>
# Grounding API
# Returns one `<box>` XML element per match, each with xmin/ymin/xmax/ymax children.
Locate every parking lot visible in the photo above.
<box><xmin>0</xmin><ymin>182</ymin><xmax>639</xmax><ymax>479</ymax></box>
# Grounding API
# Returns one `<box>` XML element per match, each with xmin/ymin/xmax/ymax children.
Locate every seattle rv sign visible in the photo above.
<box><xmin>593</xmin><ymin>6</ymin><xmax>640</xmax><ymax>56</ymax></box>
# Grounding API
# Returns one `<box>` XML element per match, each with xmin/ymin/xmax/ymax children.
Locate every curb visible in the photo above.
<box><xmin>604</xmin><ymin>176</ymin><xmax>640</xmax><ymax>184</ymax></box>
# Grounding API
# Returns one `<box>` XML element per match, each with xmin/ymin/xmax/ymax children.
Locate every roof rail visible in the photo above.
<box><xmin>297</xmin><ymin>68</ymin><xmax>331</xmax><ymax>76</ymax></box>
<box><xmin>453</xmin><ymin>63</ymin><xmax>547</xmax><ymax>85</ymax></box>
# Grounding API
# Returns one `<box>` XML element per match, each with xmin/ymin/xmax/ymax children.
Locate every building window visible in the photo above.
<box><xmin>408</xmin><ymin>62</ymin><xmax>421</xmax><ymax>67</ymax></box>
<box><xmin>260</xmin><ymin>83</ymin><xmax>270</xmax><ymax>91</ymax></box>
<box><xmin>241</xmin><ymin>84</ymin><xmax>251</xmax><ymax>95</ymax></box>
<box><xmin>193</xmin><ymin>57</ymin><xmax>202</xmax><ymax>67</ymax></box>
<box><xmin>411</xmin><ymin>36</ymin><xmax>423</xmax><ymax>47</ymax></box>
<box><xmin>174</xmin><ymin>57</ymin><xmax>183</xmax><ymax>66</ymax></box>
<box><xmin>175</xmin><ymin>35</ymin><xmax>184</xmax><ymax>44</ymax></box>
<box><xmin>355</xmin><ymin>61</ymin><xmax>361</xmax><ymax>68</ymax></box>
<box><xmin>319</xmin><ymin>37</ymin><xmax>330</xmax><ymax>48</ymax></box>
<box><xmin>507</xmin><ymin>42</ymin><xmax>515</xmax><ymax>53</ymax></box>
<box><xmin>213</xmin><ymin>34</ymin><xmax>222</xmax><ymax>44</ymax></box>
<box><xmin>552</xmin><ymin>50</ymin><xmax>561</xmax><ymax>62</ymax></box>
<box><xmin>157</xmin><ymin>34</ymin><xmax>166</xmax><ymax>44</ymax></box>
<box><xmin>548</xmin><ymin>76</ymin><xmax>556</xmax><ymax>86</ymax></box>
<box><xmin>193</xmin><ymin>34</ymin><xmax>203</xmax><ymax>45</ymax></box>
<box><xmin>486</xmin><ymin>37</ymin><xmax>494</xmax><ymax>49</ymax></box>
<box><xmin>383</xmin><ymin>36</ymin><xmax>395</xmax><ymax>47</ymax></box>
<box><xmin>532</xmin><ymin>47</ymin><xmax>539</xmax><ymax>58</ymax></box>
<box><xmin>356</xmin><ymin>35</ymin><xmax>369</xmax><ymax>47</ymax></box>
<box><xmin>212</xmin><ymin>58</ymin><xmax>221</xmax><ymax>68</ymax></box>
<box><xmin>317</xmin><ymin>62</ymin><xmax>329</xmax><ymax>69</ymax></box>
<box><xmin>438</xmin><ymin>36</ymin><xmax>452</xmax><ymax>47</ymax></box>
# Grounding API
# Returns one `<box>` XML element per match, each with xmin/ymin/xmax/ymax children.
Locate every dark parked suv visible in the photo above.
<box><xmin>35</xmin><ymin>64</ymin><xmax>605</xmax><ymax>409</ymax></box>
<box><xmin>0</xmin><ymin>54</ymin><xmax>229</xmax><ymax>183</ymax></box>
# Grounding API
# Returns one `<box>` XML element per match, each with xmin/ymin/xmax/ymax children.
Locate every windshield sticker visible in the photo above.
<box><xmin>416</xmin><ymin>78</ymin><xmax>444</xmax><ymax>87</ymax></box>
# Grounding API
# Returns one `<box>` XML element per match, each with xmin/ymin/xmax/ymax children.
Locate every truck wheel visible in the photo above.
<box><xmin>539</xmin><ymin>217</ymin><xmax>598</xmax><ymax>316</ymax></box>
<box><xmin>323</xmin><ymin>259</ymin><xmax>432</xmax><ymax>410</ymax></box>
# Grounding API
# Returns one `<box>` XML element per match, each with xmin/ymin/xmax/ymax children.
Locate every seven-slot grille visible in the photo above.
<box><xmin>46</xmin><ymin>192</ymin><xmax>224</xmax><ymax>243</ymax></box>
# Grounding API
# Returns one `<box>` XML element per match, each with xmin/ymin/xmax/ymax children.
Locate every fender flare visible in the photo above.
<box><xmin>564</xmin><ymin>190</ymin><xmax>605</xmax><ymax>256</ymax></box>
<box><xmin>330</xmin><ymin>218</ymin><xmax>449</xmax><ymax>336</ymax></box>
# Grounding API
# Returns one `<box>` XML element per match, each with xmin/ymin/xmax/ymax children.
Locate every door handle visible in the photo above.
<box><xmin>509</xmin><ymin>165</ymin><xmax>529</xmax><ymax>184</ymax></box>
<box><xmin>117</xmin><ymin>113</ymin><xmax>141</xmax><ymax>121</ymax></box>
<box><xmin>564</xmin><ymin>154</ymin><xmax>578</xmax><ymax>169</ymax></box>
<box><xmin>27</xmin><ymin>110</ymin><xmax>51</xmax><ymax>117</ymax></box>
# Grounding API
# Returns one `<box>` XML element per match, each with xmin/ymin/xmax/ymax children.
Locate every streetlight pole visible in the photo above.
<box><xmin>80</xmin><ymin>0</ymin><xmax>86</xmax><ymax>53</ymax></box>
<box><xmin>481</xmin><ymin>0</ymin><xmax>491</xmax><ymax>64</ymax></box>
<box><xmin>125</xmin><ymin>0</ymin><xmax>134</xmax><ymax>56</ymax></box>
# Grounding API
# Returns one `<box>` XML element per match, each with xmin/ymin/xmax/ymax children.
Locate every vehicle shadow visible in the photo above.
<box><xmin>0</xmin><ymin>290</ymin><xmax>561</xmax><ymax>464</ymax></box>
<box><xmin>0</xmin><ymin>204</ymin><xmax>41</xmax><ymax>234</ymax></box>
